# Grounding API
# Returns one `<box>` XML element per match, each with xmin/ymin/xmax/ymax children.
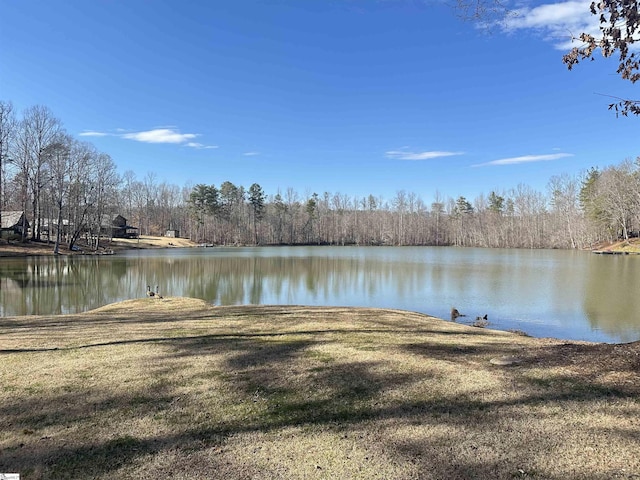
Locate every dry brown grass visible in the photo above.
<box><xmin>594</xmin><ymin>238</ymin><xmax>640</xmax><ymax>254</ymax></box>
<box><xmin>0</xmin><ymin>240</ymin><xmax>55</xmax><ymax>257</ymax></box>
<box><xmin>615</xmin><ymin>239</ymin><xmax>640</xmax><ymax>253</ymax></box>
<box><xmin>0</xmin><ymin>235</ymin><xmax>196</xmax><ymax>257</ymax></box>
<box><xmin>1</xmin><ymin>299</ymin><xmax>639</xmax><ymax>479</ymax></box>
<box><xmin>109</xmin><ymin>235</ymin><xmax>196</xmax><ymax>250</ymax></box>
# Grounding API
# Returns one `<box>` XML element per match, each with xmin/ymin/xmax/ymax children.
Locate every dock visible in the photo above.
<box><xmin>593</xmin><ymin>250</ymin><xmax>633</xmax><ymax>255</ymax></box>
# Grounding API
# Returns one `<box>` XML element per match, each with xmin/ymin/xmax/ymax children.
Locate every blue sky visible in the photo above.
<box><xmin>2</xmin><ymin>0</ymin><xmax>638</xmax><ymax>204</ymax></box>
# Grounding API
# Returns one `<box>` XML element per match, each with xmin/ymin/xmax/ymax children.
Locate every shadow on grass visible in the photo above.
<box><xmin>0</xmin><ymin>328</ymin><xmax>495</xmax><ymax>355</ymax></box>
<box><xmin>404</xmin><ymin>340</ymin><xmax>521</xmax><ymax>359</ymax></box>
<box><xmin>2</xmin><ymin>322</ymin><xmax>639</xmax><ymax>479</ymax></box>
<box><xmin>0</xmin><ymin>309</ymin><xmax>214</xmax><ymax>330</ymax></box>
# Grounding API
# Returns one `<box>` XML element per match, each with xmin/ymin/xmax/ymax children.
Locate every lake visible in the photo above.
<box><xmin>1</xmin><ymin>246</ymin><xmax>639</xmax><ymax>343</ymax></box>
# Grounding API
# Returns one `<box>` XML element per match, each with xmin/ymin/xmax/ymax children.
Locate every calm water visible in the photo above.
<box><xmin>1</xmin><ymin>246</ymin><xmax>639</xmax><ymax>343</ymax></box>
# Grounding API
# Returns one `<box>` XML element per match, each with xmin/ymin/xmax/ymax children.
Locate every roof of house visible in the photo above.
<box><xmin>100</xmin><ymin>214</ymin><xmax>127</xmax><ymax>227</ymax></box>
<box><xmin>0</xmin><ymin>211</ymin><xmax>28</xmax><ymax>229</ymax></box>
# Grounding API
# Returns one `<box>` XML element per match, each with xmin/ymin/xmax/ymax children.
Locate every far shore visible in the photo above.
<box><xmin>0</xmin><ymin>235</ymin><xmax>197</xmax><ymax>257</ymax></box>
<box><xmin>0</xmin><ymin>298</ymin><xmax>638</xmax><ymax>479</ymax></box>
<box><xmin>2</xmin><ymin>235</ymin><xmax>640</xmax><ymax>258</ymax></box>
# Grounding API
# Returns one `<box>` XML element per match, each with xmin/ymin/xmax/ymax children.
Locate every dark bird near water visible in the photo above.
<box><xmin>451</xmin><ymin>307</ymin><xmax>466</xmax><ymax>322</ymax></box>
<box><xmin>146</xmin><ymin>285</ymin><xmax>155</xmax><ymax>297</ymax></box>
<box><xmin>473</xmin><ymin>314</ymin><xmax>489</xmax><ymax>328</ymax></box>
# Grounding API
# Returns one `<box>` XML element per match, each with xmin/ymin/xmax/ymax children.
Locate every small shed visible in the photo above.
<box><xmin>0</xmin><ymin>211</ymin><xmax>30</xmax><ymax>238</ymax></box>
<box><xmin>165</xmin><ymin>229</ymin><xmax>180</xmax><ymax>238</ymax></box>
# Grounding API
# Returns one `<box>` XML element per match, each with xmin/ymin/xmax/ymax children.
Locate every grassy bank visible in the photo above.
<box><xmin>0</xmin><ymin>235</ymin><xmax>196</xmax><ymax>257</ymax></box>
<box><xmin>0</xmin><ymin>298</ymin><xmax>638</xmax><ymax>479</ymax></box>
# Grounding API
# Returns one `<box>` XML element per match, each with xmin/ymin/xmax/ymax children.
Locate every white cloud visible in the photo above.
<box><xmin>501</xmin><ymin>1</ymin><xmax>599</xmax><ymax>50</ymax></box>
<box><xmin>386</xmin><ymin>150</ymin><xmax>464</xmax><ymax>160</ymax></box>
<box><xmin>186</xmin><ymin>142</ymin><xmax>219</xmax><ymax>149</ymax></box>
<box><xmin>243</xmin><ymin>151</ymin><xmax>260</xmax><ymax>156</ymax></box>
<box><xmin>80</xmin><ymin>127</ymin><xmax>218</xmax><ymax>149</ymax></box>
<box><xmin>474</xmin><ymin>152</ymin><xmax>574</xmax><ymax>166</ymax></box>
<box><xmin>122</xmin><ymin>128</ymin><xmax>198</xmax><ymax>144</ymax></box>
<box><xmin>79</xmin><ymin>130</ymin><xmax>109</xmax><ymax>137</ymax></box>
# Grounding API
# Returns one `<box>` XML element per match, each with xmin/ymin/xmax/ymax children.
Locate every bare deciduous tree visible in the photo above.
<box><xmin>548</xmin><ymin>173</ymin><xmax>582</xmax><ymax>249</ymax></box>
<box><xmin>41</xmin><ymin>134</ymin><xmax>73</xmax><ymax>253</ymax></box>
<box><xmin>17</xmin><ymin>105</ymin><xmax>63</xmax><ymax>241</ymax></box>
<box><xmin>0</xmin><ymin>101</ymin><xmax>17</xmax><ymax>231</ymax></box>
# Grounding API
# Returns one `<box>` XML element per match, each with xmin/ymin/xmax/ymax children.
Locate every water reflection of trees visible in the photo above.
<box><xmin>0</xmin><ymin>254</ymin><xmax>426</xmax><ymax>316</ymax></box>
<box><xmin>174</xmin><ymin>256</ymin><xmax>408</xmax><ymax>307</ymax></box>
<box><xmin>1</xmin><ymin>256</ymin><xmax>130</xmax><ymax>316</ymax></box>
<box><xmin>2</xmin><ymin>250</ymin><xmax>640</xmax><ymax>343</ymax></box>
<box><xmin>583</xmin><ymin>256</ymin><xmax>640</xmax><ymax>341</ymax></box>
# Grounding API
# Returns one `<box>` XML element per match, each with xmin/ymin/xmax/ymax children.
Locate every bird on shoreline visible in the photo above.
<box><xmin>146</xmin><ymin>285</ymin><xmax>155</xmax><ymax>297</ymax></box>
<box><xmin>155</xmin><ymin>285</ymin><xmax>163</xmax><ymax>299</ymax></box>
<box><xmin>451</xmin><ymin>307</ymin><xmax>466</xmax><ymax>322</ymax></box>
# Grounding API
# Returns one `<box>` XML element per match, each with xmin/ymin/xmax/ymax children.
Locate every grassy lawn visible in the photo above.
<box><xmin>0</xmin><ymin>298</ymin><xmax>638</xmax><ymax>479</ymax></box>
<box><xmin>615</xmin><ymin>240</ymin><xmax>640</xmax><ymax>253</ymax></box>
<box><xmin>0</xmin><ymin>235</ymin><xmax>195</xmax><ymax>257</ymax></box>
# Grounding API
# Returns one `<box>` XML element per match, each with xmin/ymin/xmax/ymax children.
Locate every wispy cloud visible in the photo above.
<box><xmin>474</xmin><ymin>153</ymin><xmax>574</xmax><ymax>167</ymax></box>
<box><xmin>122</xmin><ymin>128</ymin><xmax>197</xmax><ymax>144</ymax></box>
<box><xmin>243</xmin><ymin>151</ymin><xmax>260</xmax><ymax>156</ymax></box>
<box><xmin>79</xmin><ymin>127</ymin><xmax>218</xmax><ymax>149</ymax></box>
<box><xmin>186</xmin><ymin>142</ymin><xmax>219</xmax><ymax>150</ymax></box>
<box><xmin>79</xmin><ymin>130</ymin><xmax>109</xmax><ymax>137</ymax></box>
<box><xmin>500</xmin><ymin>1</ymin><xmax>599</xmax><ymax>50</ymax></box>
<box><xmin>386</xmin><ymin>150</ymin><xmax>464</xmax><ymax>161</ymax></box>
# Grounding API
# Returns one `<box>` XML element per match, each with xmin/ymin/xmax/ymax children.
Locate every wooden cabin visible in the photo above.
<box><xmin>101</xmin><ymin>214</ymin><xmax>138</xmax><ymax>238</ymax></box>
<box><xmin>0</xmin><ymin>211</ymin><xmax>30</xmax><ymax>238</ymax></box>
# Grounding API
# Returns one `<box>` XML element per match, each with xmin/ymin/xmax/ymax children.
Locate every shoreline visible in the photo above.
<box><xmin>0</xmin><ymin>235</ymin><xmax>197</xmax><ymax>257</ymax></box>
<box><xmin>3</xmin><ymin>236</ymin><xmax>640</xmax><ymax>258</ymax></box>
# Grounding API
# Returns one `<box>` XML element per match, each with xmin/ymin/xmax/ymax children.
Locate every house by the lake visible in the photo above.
<box><xmin>102</xmin><ymin>214</ymin><xmax>138</xmax><ymax>239</ymax></box>
<box><xmin>0</xmin><ymin>211</ymin><xmax>30</xmax><ymax>238</ymax></box>
<box><xmin>41</xmin><ymin>218</ymin><xmax>72</xmax><ymax>240</ymax></box>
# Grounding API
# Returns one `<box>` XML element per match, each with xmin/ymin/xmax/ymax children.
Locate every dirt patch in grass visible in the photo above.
<box><xmin>1</xmin><ymin>299</ymin><xmax>639</xmax><ymax>479</ymax></box>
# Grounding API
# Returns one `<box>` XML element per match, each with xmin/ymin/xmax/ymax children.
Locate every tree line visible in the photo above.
<box><xmin>1</xmin><ymin>100</ymin><xmax>639</xmax><ymax>251</ymax></box>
